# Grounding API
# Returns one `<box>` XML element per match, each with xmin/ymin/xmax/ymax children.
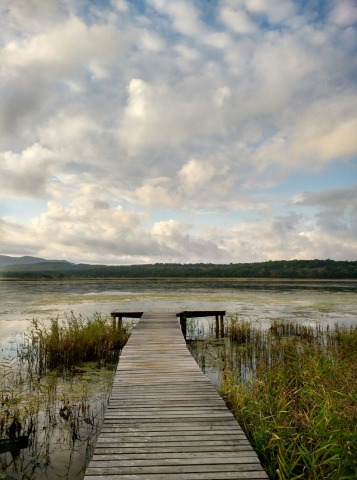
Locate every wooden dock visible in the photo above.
<box><xmin>84</xmin><ymin>312</ymin><xmax>268</xmax><ymax>479</ymax></box>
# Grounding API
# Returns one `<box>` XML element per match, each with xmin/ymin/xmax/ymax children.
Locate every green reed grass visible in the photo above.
<box><xmin>19</xmin><ymin>312</ymin><xmax>131</xmax><ymax>373</ymax></box>
<box><xmin>1</xmin><ymin>312</ymin><xmax>131</xmax><ymax>456</ymax></box>
<box><xmin>219</xmin><ymin>318</ymin><xmax>357</xmax><ymax>479</ymax></box>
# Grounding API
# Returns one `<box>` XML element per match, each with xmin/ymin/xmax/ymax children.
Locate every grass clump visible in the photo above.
<box><xmin>220</xmin><ymin>320</ymin><xmax>357</xmax><ymax>479</ymax></box>
<box><xmin>1</xmin><ymin>313</ymin><xmax>132</xmax><ymax>477</ymax></box>
<box><xmin>19</xmin><ymin>313</ymin><xmax>131</xmax><ymax>373</ymax></box>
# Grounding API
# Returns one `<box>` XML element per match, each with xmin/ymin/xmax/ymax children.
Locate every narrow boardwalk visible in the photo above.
<box><xmin>84</xmin><ymin>312</ymin><xmax>268</xmax><ymax>479</ymax></box>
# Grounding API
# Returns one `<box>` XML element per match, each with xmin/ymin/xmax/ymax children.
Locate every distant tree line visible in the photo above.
<box><xmin>0</xmin><ymin>259</ymin><xmax>356</xmax><ymax>279</ymax></box>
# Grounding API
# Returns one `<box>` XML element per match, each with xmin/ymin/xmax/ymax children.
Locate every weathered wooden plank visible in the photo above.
<box><xmin>92</xmin><ymin>452</ymin><xmax>259</xmax><ymax>461</ymax></box>
<box><xmin>97</xmin><ymin>431</ymin><xmax>248</xmax><ymax>439</ymax></box>
<box><xmin>84</xmin><ymin>312</ymin><xmax>268</xmax><ymax>479</ymax></box>
<box><xmin>95</xmin><ymin>440</ymin><xmax>253</xmax><ymax>449</ymax></box>
<box><xmin>96</xmin><ymin>434</ymin><xmax>250</xmax><ymax>443</ymax></box>
<box><xmin>99</xmin><ymin>424</ymin><xmax>243</xmax><ymax>432</ymax></box>
<box><xmin>84</xmin><ymin>473</ymin><xmax>267</xmax><ymax>479</ymax></box>
<box><xmin>93</xmin><ymin>446</ymin><xmax>254</xmax><ymax>455</ymax></box>
<box><xmin>101</xmin><ymin>420</ymin><xmax>240</xmax><ymax>426</ymax></box>
<box><xmin>90</xmin><ymin>455</ymin><xmax>261</xmax><ymax>464</ymax></box>
<box><xmin>85</xmin><ymin>463</ymin><xmax>266</xmax><ymax>475</ymax></box>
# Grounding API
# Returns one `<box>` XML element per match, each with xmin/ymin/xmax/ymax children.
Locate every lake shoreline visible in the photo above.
<box><xmin>1</xmin><ymin>276</ymin><xmax>357</xmax><ymax>283</ymax></box>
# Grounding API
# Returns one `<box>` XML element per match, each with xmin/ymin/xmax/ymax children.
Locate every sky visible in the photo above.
<box><xmin>0</xmin><ymin>0</ymin><xmax>356</xmax><ymax>265</ymax></box>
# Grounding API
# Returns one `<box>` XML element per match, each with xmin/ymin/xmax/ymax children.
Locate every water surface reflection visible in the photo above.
<box><xmin>1</xmin><ymin>279</ymin><xmax>356</xmax><ymax>347</ymax></box>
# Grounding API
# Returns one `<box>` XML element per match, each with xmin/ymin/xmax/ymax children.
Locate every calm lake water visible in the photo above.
<box><xmin>1</xmin><ymin>279</ymin><xmax>357</xmax><ymax>346</ymax></box>
<box><xmin>0</xmin><ymin>279</ymin><xmax>356</xmax><ymax>479</ymax></box>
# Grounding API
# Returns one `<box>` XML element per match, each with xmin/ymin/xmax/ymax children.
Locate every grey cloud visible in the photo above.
<box><xmin>0</xmin><ymin>217</ymin><xmax>39</xmax><ymax>255</ymax></box>
<box><xmin>297</xmin><ymin>186</ymin><xmax>357</xmax><ymax>208</ymax></box>
<box><xmin>292</xmin><ymin>186</ymin><xmax>357</xmax><ymax>257</ymax></box>
<box><xmin>0</xmin><ymin>76</ymin><xmax>48</xmax><ymax>148</ymax></box>
<box><xmin>0</xmin><ymin>144</ymin><xmax>54</xmax><ymax>198</ymax></box>
<box><xmin>0</xmin><ymin>1</ymin><xmax>356</xmax><ymax>263</ymax></box>
<box><xmin>315</xmin><ymin>209</ymin><xmax>357</xmax><ymax>235</ymax></box>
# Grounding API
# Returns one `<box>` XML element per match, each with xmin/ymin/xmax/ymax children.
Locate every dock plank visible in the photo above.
<box><xmin>84</xmin><ymin>312</ymin><xmax>268</xmax><ymax>479</ymax></box>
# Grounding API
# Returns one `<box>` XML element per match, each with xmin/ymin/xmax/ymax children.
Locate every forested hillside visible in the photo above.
<box><xmin>0</xmin><ymin>259</ymin><xmax>356</xmax><ymax>279</ymax></box>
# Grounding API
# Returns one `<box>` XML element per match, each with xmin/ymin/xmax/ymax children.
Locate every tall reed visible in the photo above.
<box><xmin>18</xmin><ymin>313</ymin><xmax>130</xmax><ymax>373</ymax></box>
<box><xmin>1</xmin><ymin>313</ymin><xmax>131</xmax><ymax>478</ymax></box>
<box><xmin>1</xmin><ymin>313</ymin><xmax>131</xmax><ymax>446</ymax></box>
<box><xmin>219</xmin><ymin>319</ymin><xmax>357</xmax><ymax>479</ymax></box>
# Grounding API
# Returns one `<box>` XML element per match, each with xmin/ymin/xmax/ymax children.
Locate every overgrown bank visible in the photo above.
<box><xmin>188</xmin><ymin>319</ymin><xmax>357</xmax><ymax>479</ymax></box>
<box><xmin>0</xmin><ymin>314</ymin><xmax>131</xmax><ymax>479</ymax></box>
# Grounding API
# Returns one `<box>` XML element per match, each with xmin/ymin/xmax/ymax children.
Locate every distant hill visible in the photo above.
<box><xmin>0</xmin><ymin>255</ymin><xmax>70</xmax><ymax>267</ymax></box>
<box><xmin>0</xmin><ymin>259</ymin><xmax>356</xmax><ymax>280</ymax></box>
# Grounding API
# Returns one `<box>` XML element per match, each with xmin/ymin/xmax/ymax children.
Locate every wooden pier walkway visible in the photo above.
<box><xmin>84</xmin><ymin>312</ymin><xmax>268</xmax><ymax>479</ymax></box>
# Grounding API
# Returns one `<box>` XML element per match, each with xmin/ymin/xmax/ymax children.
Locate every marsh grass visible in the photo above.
<box><xmin>19</xmin><ymin>312</ymin><xmax>131</xmax><ymax>373</ymax></box>
<box><xmin>0</xmin><ymin>313</ymin><xmax>131</xmax><ymax>479</ymax></box>
<box><xmin>215</xmin><ymin>317</ymin><xmax>357</xmax><ymax>479</ymax></box>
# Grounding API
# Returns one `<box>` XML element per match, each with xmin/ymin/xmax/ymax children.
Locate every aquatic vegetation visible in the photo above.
<box><xmin>189</xmin><ymin>317</ymin><xmax>357</xmax><ymax>479</ymax></box>
<box><xmin>0</xmin><ymin>313</ymin><xmax>131</xmax><ymax>479</ymax></box>
<box><xmin>18</xmin><ymin>312</ymin><xmax>131</xmax><ymax>373</ymax></box>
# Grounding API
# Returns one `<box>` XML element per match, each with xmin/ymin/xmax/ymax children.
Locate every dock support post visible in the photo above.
<box><xmin>180</xmin><ymin>317</ymin><xmax>187</xmax><ymax>339</ymax></box>
<box><xmin>111</xmin><ymin>314</ymin><xmax>122</xmax><ymax>329</ymax></box>
<box><xmin>215</xmin><ymin>315</ymin><xmax>225</xmax><ymax>338</ymax></box>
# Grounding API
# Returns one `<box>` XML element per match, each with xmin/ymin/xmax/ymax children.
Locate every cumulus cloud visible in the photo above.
<box><xmin>0</xmin><ymin>194</ymin><xmax>160</xmax><ymax>263</ymax></box>
<box><xmin>245</xmin><ymin>0</ymin><xmax>297</xmax><ymax>24</ymax></box>
<box><xmin>297</xmin><ymin>186</ymin><xmax>357</xmax><ymax>208</ymax></box>
<box><xmin>330</xmin><ymin>0</ymin><xmax>357</xmax><ymax>26</ymax></box>
<box><xmin>179</xmin><ymin>159</ymin><xmax>218</xmax><ymax>189</ymax></box>
<box><xmin>0</xmin><ymin>0</ymin><xmax>61</xmax><ymax>33</ymax></box>
<box><xmin>1</xmin><ymin>16</ymin><xmax>127</xmax><ymax>78</ymax></box>
<box><xmin>220</xmin><ymin>213</ymin><xmax>310</xmax><ymax>262</ymax></box>
<box><xmin>147</xmin><ymin>0</ymin><xmax>205</xmax><ymax>38</ymax></box>
<box><xmin>296</xmin><ymin>186</ymin><xmax>357</xmax><ymax>242</ymax></box>
<box><xmin>135</xmin><ymin>178</ymin><xmax>180</xmax><ymax>208</ymax></box>
<box><xmin>0</xmin><ymin>143</ymin><xmax>55</xmax><ymax>197</ymax></box>
<box><xmin>118</xmin><ymin>78</ymin><xmax>219</xmax><ymax>154</ymax></box>
<box><xmin>151</xmin><ymin>220</ymin><xmax>227</xmax><ymax>262</ymax></box>
<box><xmin>292</xmin><ymin>99</ymin><xmax>357</xmax><ymax>162</ymax></box>
<box><xmin>0</xmin><ymin>0</ymin><xmax>356</xmax><ymax>263</ymax></box>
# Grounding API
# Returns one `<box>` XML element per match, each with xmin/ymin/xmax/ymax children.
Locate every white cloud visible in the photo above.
<box><xmin>118</xmin><ymin>78</ymin><xmax>219</xmax><ymax>154</ymax></box>
<box><xmin>290</xmin><ymin>98</ymin><xmax>357</xmax><ymax>164</ymax></box>
<box><xmin>12</xmin><ymin>195</ymin><xmax>157</xmax><ymax>263</ymax></box>
<box><xmin>148</xmin><ymin>0</ymin><xmax>205</xmax><ymax>37</ymax></box>
<box><xmin>0</xmin><ymin>1</ymin><xmax>356</xmax><ymax>263</ymax></box>
<box><xmin>179</xmin><ymin>159</ymin><xmax>218</xmax><ymax>189</ymax></box>
<box><xmin>330</xmin><ymin>0</ymin><xmax>357</xmax><ymax>26</ymax></box>
<box><xmin>135</xmin><ymin>179</ymin><xmax>180</xmax><ymax>208</ymax></box>
<box><xmin>245</xmin><ymin>0</ymin><xmax>297</xmax><ymax>24</ymax></box>
<box><xmin>151</xmin><ymin>220</ymin><xmax>226</xmax><ymax>262</ymax></box>
<box><xmin>1</xmin><ymin>16</ymin><xmax>127</xmax><ymax>78</ymax></box>
<box><xmin>177</xmin><ymin>157</ymin><xmax>237</xmax><ymax>208</ymax></box>
<box><xmin>220</xmin><ymin>213</ymin><xmax>310</xmax><ymax>262</ymax></box>
<box><xmin>112</xmin><ymin>0</ymin><xmax>129</xmax><ymax>13</ymax></box>
<box><xmin>139</xmin><ymin>29</ymin><xmax>165</xmax><ymax>51</ymax></box>
<box><xmin>37</xmin><ymin>112</ymin><xmax>104</xmax><ymax>169</ymax></box>
<box><xmin>213</xmin><ymin>86</ymin><xmax>232</xmax><ymax>107</ymax></box>
<box><xmin>0</xmin><ymin>143</ymin><xmax>55</xmax><ymax>198</ymax></box>
<box><xmin>220</xmin><ymin>2</ymin><xmax>257</xmax><ymax>34</ymax></box>
<box><xmin>0</xmin><ymin>0</ymin><xmax>61</xmax><ymax>32</ymax></box>
<box><xmin>204</xmin><ymin>31</ymin><xmax>233</xmax><ymax>50</ymax></box>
